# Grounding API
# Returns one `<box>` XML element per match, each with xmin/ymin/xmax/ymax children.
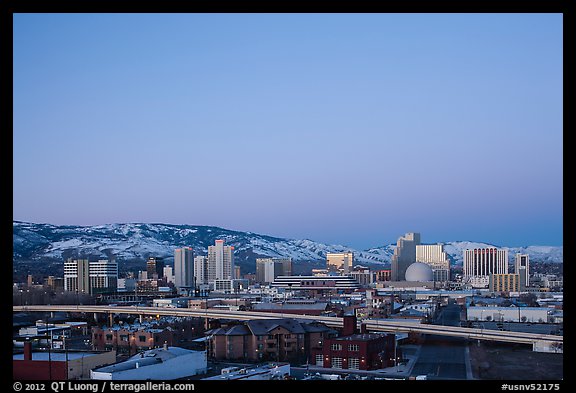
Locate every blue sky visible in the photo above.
<box><xmin>13</xmin><ymin>13</ymin><xmax>563</xmax><ymax>249</ymax></box>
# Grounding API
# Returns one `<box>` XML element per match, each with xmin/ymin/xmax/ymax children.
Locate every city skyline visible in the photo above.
<box><xmin>13</xmin><ymin>13</ymin><xmax>563</xmax><ymax>250</ymax></box>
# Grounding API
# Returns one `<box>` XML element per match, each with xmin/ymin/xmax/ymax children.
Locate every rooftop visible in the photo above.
<box><xmin>14</xmin><ymin>351</ymin><xmax>107</xmax><ymax>362</ymax></box>
<box><xmin>92</xmin><ymin>347</ymin><xmax>201</xmax><ymax>374</ymax></box>
<box><xmin>335</xmin><ymin>334</ymin><xmax>386</xmax><ymax>342</ymax></box>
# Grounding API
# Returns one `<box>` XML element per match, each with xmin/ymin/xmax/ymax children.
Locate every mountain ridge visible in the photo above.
<box><xmin>13</xmin><ymin>221</ymin><xmax>563</xmax><ymax>271</ymax></box>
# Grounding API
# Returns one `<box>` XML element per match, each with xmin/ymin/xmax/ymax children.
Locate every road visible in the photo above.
<box><xmin>410</xmin><ymin>303</ymin><xmax>472</xmax><ymax>380</ymax></box>
<box><xmin>13</xmin><ymin>305</ymin><xmax>562</xmax><ymax>347</ymax></box>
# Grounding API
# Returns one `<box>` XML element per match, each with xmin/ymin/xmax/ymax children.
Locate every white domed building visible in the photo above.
<box><xmin>404</xmin><ymin>262</ymin><xmax>434</xmax><ymax>282</ymax></box>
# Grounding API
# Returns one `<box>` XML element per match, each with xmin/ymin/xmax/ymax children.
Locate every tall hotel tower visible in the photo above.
<box><xmin>416</xmin><ymin>244</ymin><xmax>450</xmax><ymax>281</ymax></box>
<box><xmin>515</xmin><ymin>253</ymin><xmax>530</xmax><ymax>288</ymax></box>
<box><xmin>194</xmin><ymin>256</ymin><xmax>209</xmax><ymax>286</ymax></box>
<box><xmin>391</xmin><ymin>232</ymin><xmax>421</xmax><ymax>281</ymax></box>
<box><xmin>207</xmin><ymin>240</ymin><xmax>234</xmax><ymax>282</ymax></box>
<box><xmin>463</xmin><ymin>248</ymin><xmax>508</xmax><ymax>288</ymax></box>
<box><xmin>174</xmin><ymin>247</ymin><xmax>194</xmax><ymax>289</ymax></box>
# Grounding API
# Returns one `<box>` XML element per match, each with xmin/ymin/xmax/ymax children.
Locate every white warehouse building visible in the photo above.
<box><xmin>90</xmin><ymin>346</ymin><xmax>207</xmax><ymax>380</ymax></box>
<box><xmin>466</xmin><ymin>306</ymin><xmax>551</xmax><ymax>323</ymax></box>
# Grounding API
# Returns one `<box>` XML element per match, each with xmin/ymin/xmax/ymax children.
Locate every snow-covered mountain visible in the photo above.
<box><xmin>12</xmin><ymin>222</ymin><xmax>563</xmax><ymax>271</ymax></box>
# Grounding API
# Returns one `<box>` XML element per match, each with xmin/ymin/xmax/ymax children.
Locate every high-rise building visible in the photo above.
<box><xmin>391</xmin><ymin>232</ymin><xmax>421</xmax><ymax>281</ymax></box>
<box><xmin>256</xmin><ymin>258</ymin><xmax>283</xmax><ymax>284</ymax></box>
<box><xmin>174</xmin><ymin>247</ymin><xmax>194</xmax><ymax>289</ymax></box>
<box><xmin>194</xmin><ymin>256</ymin><xmax>209</xmax><ymax>286</ymax></box>
<box><xmin>281</xmin><ymin>258</ymin><xmax>292</xmax><ymax>277</ymax></box>
<box><xmin>416</xmin><ymin>244</ymin><xmax>450</xmax><ymax>282</ymax></box>
<box><xmin>463</xmin><ymin>248</ymin><xmax>508</xmax><ymax>288</ymax></box>
<box><xmin>64</xmin><ymin>258</ymin><xmax>117</xmax><ymax>294</ymax></box>
<box><xmin>46</xmin><ymin>276</ymin><xmax>64</xmax><ymax>291</ymax></box>
<box><xmin>207</xmin><ymin>240</ymin><xmax>234</xmax><ymax>282</ymax></box>
<box><xmin>163</xmin><ymin>266</ymin><xmax>175</xmax><ymax>284</ymax></box>
<box><xmin>146</xmin><ymin>257</ymin><xmax>165</xmax><ymax>280</ymax></box>
<box><xmin>64</xmin><ymin>259</ymin><xmax>90</xmax><ymax>293</ymax></box>
<box><xmin>326</xmin><ymin>252</ymin><xmax>354</xmax><ymax>274</ymax></box>
<box><xmin>89</xmin><ymin>259</ymin><xmax>118</xmax><ymax>294</ymax></box>
<box><xmin>515</xmin><ymin>253</ymin><xmax>530</xmax><ymax>288</ymax></box>
<box><xmin>255</xmin><ymin>258</ymin><xmax>292</xmax><ymax>284</ymax></box>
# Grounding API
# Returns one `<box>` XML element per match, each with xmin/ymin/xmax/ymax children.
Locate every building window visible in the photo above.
<box><xmin>330</xmin><ymin>343</ymin><xmax>342</xmax><ymax>351</ymax></box>
<box><xmin>105</xmin><ymin>334</ymin><xmax>113</xmax><ymax>341</ymax></box>
<box><xmin>316</xmin><ymin>354</ymin><xmax>323</xmax><ymax>365</ymax></box>
<box><xmin>332</xmin><ymin>357</ymin><xmax>343</xmax><ymax>369</ymax></box>
<box><xmin>284</xmin><ymin>334</ymin><xmax>291</xmax><ymax>339</ymax></box>
<box><xmin>349</xmin><ymin>358</ymin><xmax>359</xmax><ymax>370</ymax></box>
<box><xmin>268</xmin><ymin>334</ymin><xmax>274</xmax><ymax>339</ymax></box>
<box><xmin>349</xmin><ymin>344</ymin><xmax>359</xmax><ymax>351</ymax></box>
<box><xmin>139</xmin><ymin>336</ymin><xmax>146</xmax><ymax>343</ymax></box>
<box><xmin>120</xmin><ymin>335</ymin><xmax>128</xmax><ymax>342</ymax></box>
<box><xmin>257</xmin><ymin>336</ymin><xmax>263</xmax><ymax>341</ymax></box>
<box><xmin>257</xmin><ymin>344</ymin><xmax>263</xmax><ymax>350</ymax></box>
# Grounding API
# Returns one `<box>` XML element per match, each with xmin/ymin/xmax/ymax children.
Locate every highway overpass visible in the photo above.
<box><xmin>13</xmin><ymin>305</ymin><xmax>562</xmax><ymax>352</ymax></box>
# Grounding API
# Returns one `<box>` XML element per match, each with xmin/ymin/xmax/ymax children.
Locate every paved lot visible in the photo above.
<box><xmin>469</xmin><ymin>341</ymin><xmax>563</xmax><ymax>380</ymax></box>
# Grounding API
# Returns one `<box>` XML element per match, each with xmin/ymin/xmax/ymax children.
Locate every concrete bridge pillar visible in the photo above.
<box><xmin>94</xmin><ymin>313</ymin><xmax>99</xmax><ymax>323</ymax></box>
<box><xmin>109</xmin><ymin>313</ymin><xmax>114</xmax><ymax>327</ymax></box>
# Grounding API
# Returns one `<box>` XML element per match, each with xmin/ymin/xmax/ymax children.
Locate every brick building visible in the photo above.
<box><xmin>207</xmin><ymin>318</ymin><xmax>336</xmax><ymax>363</ymax></box>
<box><xmin>13</xmin><ymin>341</ymin><xmax>116</xmax><ymax>380</ymax></box>
<box><xmin>92</xmin><ymin>319</ymin><xmax>201</xmax><ymax>353</ymax></box>
<box><xmin>309</xmin><ymin>315</ymin><xmax>397</xmax><ymax>371</ymax></box>
<box><xmin>311</xmin><ymin>333</ymin><xmax>396</xmax><ymax>370</ymax></box>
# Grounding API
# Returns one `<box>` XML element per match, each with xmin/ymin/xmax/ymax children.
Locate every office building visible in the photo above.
<box><xmin>490</xmin><ymin>273</ymin><xmax>521</xmax><ymax>293</ymax></box>
<box><xmin>349</xmin><ymin>266</ymin><xmax>375</xmax><ymax>287</ymax></box>
<box><xmin>88</xmin><ymin>259</ymin><xmax>118</xmax><ymax>294</ymax></box>
<box><xmin>463</xmin><ymin>248</ymin><xmax>508</xmax><ymax>288</ymax></box>
<box><xmin>207</xmin><ymin>240</ymin><xmax>234</xmax><ymax>281</ymax></box>
<box><xmin>64</xmin><ymin>258</ymin><xmax>90</xmax><ymax>293</ymax></box>
<box><xmin>46</xmin><ymin>276</ymin><xmax>64</xmax><ymax>291</ymax></box>
<box><xmin>515</xmin><ymin>253</ymin><xmax>530</xmax><ymax>288</ymax></box>
<box><xmin>194</xmin><ymin>256</ymin><xmax>209</xmax><ymax>286</ymax></box>
<box><xmin>326</xmin><ymin>252</ymin><xmax>354</xmax><ymax>274</ymax></box>
<box><xmin>163</xmin><ymin>266</ymin><xmax>175</xmax><ymax>284</ymax></box>
<box><xmin>146</xmin><ymin>257</ymin><xmax>165</xmax><ymax>280</ymax></box>
<box><xmin>174</xmin><ymin>247</ymin><xmax>194</xmax><ymax>289</ymax></box>
<box><xmin>391</xmin><ymin>232</ymin><xmax>421</xmax><ymax>281</ymax></box>
<box><xmin>256</xmin><ymin>258</ymin><xmax>292</xmax><ymax>284</ymax></box>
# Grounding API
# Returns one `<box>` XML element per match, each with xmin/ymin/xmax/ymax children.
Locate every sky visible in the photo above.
<box><xmin>13</xmin><ymin>13</ymin><xmax>563</xmax><ymax>250</ymax></box>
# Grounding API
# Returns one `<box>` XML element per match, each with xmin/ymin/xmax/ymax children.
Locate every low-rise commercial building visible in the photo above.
<box><xmin>466</xmin><ymin>306</ymin><xmax>551</xmax><ymax>323</ymax></box>
<box><xmin>203</xmin><ymin>362</ymin><xmax>290</xmax><ymax>380</ymax></box>
<box><xmin>13</xmin><ymin>341</ymin><xmax>116</xmax><ymax>380</ymax></box>
<box><xmin>91</xmin><ymin>346</ymin><xmax>207</xmax><ymax>380</ymax></box>
<box><xmin>251</xmin><ymin>300</ymin><xmax>329</xmax><ymax>316</ymax></box>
